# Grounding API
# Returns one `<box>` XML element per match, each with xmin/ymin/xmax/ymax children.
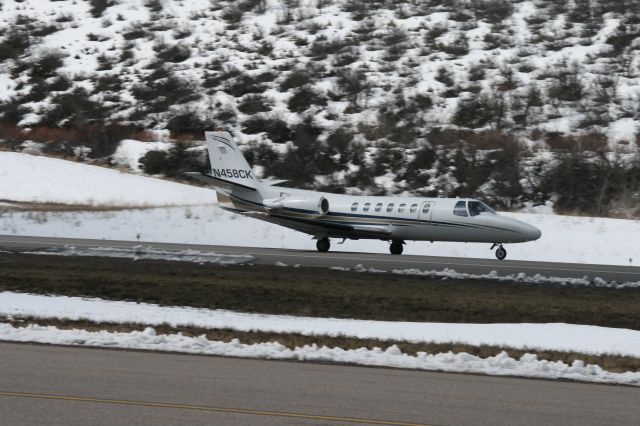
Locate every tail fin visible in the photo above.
<box><xmin>203</xmin><ymin>130</ymin><xmax>260</xmax><ymax>191</ymax></box>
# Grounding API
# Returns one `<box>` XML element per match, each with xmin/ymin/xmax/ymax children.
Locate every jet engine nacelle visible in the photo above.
<box><xmin>264</xmin><ymin>196</ymin><xmax>329</xmax><ymax>216</ymax></box>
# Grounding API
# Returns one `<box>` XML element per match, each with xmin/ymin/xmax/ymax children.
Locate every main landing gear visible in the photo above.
<box><xmin>491</xmin><ymin>243</ymin><xmax>507</xmax><ymax>260</ymax></box>
<box><xmin>389</xmin><ymin>240</ymin><xmax>404</xmax><ymax>255</ymax></box>
<box><xmin>316</xmin><ymin>237</ymin><xmax>330</xmax><ymax>252</ymax></box>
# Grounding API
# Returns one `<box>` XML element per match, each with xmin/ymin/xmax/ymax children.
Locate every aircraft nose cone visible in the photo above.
<box><xmin>524</xmin><ymin>224</ymin><xmax>542</xmax><ymax>241</ymax></box>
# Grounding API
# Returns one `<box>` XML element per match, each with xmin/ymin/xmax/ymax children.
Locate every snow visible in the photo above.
<box><xmin>3</xmin><ymin>203</ymin><xmax>640</xmax><ymax>267</ymax></box>
<box><xmin>2</xmin><ymin>291</ymin><xmax>640</xmax><ymax>358</ymax></box>
<box><xmin>0</xmin><ymin>152</ymin><xmax>214</xmax><ymax>207</ymax></box>
<box><xmin>29</xmin><ymin>246</ymin><xmax>254</xmax><ymax>265</ymax></box>
<box><xmin>3</xmin><ymin>151</ymin><xmax>640</xmax><ymax>266</ymax></box>
<box><xmin>1</xmin><ymin>324</ymin><xmax>638</xmax><ymax>385</ymax></box>
<box><xmin>342</xmin><ymin>265</ymin><xmax>636</xmax><ymax>289</ymax></box>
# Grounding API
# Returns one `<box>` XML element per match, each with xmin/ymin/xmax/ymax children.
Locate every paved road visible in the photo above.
<box><xmin>1</xmin><ymin>342</ymin><xmax>638</xmax><ymax>426</ymax></box>
<box><xmin>2</xmin><ymin>234</ymin><xmax>640</xmax><ymax>283</ymax></box>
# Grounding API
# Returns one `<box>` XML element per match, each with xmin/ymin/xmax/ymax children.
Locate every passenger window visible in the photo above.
<box><xmin>363</xmin><ymin>202</ymin><xmax>371</xmax><ymax>212</ymax></box>
<box><xmin>422</xmin><ymin>204</ymin><xmax>430</xmax><ymax>214</ymax></box>
<box><xmin>398</xmin><ymin>203</ymin><xmax>406</xmax><ymax>213</ymax></box>
<box><xmin>453</xmin><ymin>200</ymin><xmax>468</xmax><ymax>217</ymax></box>
<box><xmin>375</xmin><ymin>203</ymin><xmax>382</xmax><ymax>212</ymax></box>
<box><xmin>410</xmin><ymin>204</ymin><xmax>418</xmax><ymax>213</ymax></box>
<box><xmin>351</xmin><ymin>202</ymin><xmax>358</xmax><ymax>212</ymax></box>
<box><xmin>387</xmin><ymin>203</ymin><xmax>394</xmax><ymax>212</ymax></box>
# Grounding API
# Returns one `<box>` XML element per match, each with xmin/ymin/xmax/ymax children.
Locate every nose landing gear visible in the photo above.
<box><xmin>491</xmin><ymin>243</ymin><xmax>507</xmax><ymax>260</ymax></box>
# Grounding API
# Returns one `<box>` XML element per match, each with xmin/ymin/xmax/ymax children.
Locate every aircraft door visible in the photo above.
<box><xmin>418</xmin><ymin>201</ymin><xmax>434</xmax><ymax>222</ymax></box>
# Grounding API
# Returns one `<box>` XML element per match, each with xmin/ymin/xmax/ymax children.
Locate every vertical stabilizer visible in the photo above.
<box><xmin>205</xmin><ymin>130</ymin><xmax>260</xmax><ymax>191</ymax></box>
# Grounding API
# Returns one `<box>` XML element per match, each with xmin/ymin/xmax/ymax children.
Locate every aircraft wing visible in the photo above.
<box><xmin>349</xmin><ymin>224</ymin><xmax>392</xmax><ymax>236</ymax></box>
<box><xmin>245</xmin><ymin>213</ymin><xmax>392</xmax><ymax>239</ymax></box>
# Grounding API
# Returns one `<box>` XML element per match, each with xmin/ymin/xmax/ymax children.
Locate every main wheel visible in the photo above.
<box><xmin>389</xmin><ymin>241</ymin><xmax>403</xmax><ymax>255</ymax></box>
<box><xmin>316</xmin><ymin>237</ymin><xmax>330</xmax><ymax>252</ymax></box>
<box><xmin>495</xmin><ymin>246</ymin><xmax>507</xmax><ymax>260</ymax></box>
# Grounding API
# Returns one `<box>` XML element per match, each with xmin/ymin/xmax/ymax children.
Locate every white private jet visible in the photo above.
<box><xmin>187</xmin><ymin>130</ymin><xmax>541</xmax><ymax>260</ymax></box>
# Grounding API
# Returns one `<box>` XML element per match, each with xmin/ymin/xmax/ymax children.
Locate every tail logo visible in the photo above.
<box><xmin>213</xmin><ymin>135</ymin><xmax>236</xmax><ymax>151</ymax></box>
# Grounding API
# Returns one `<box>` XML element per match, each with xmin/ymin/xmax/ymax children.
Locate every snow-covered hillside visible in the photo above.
<box><xmin>0</xmin><ymin>152</ymin><xmax>213</xmax><ymax>206</ymax></box>
<box><xmin>2</xmin><ymin>0</ymin><xmax>640</xmax><ymax>215</ymax></box>
<box><xmin>2</xmin><ymin>0</ymin><xmax>639</xmax><ymax>139</ymax></box>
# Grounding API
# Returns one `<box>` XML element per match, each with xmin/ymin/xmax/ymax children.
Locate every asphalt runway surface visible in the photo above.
<box><xmin>2</xmin><ymin>234</ymin><xmax>640</xmax><ymax>283</ymax></box>
<box><xmin>1</xmin><ymin>342</ymin><xmax>639</xmax><ymax>426</ymax></box>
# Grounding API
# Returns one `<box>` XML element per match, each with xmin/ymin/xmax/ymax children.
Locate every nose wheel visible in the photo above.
<box><xmin>316</xmin><ymin>237</ymin><xmax>330</xmax><ymax>252</ymax></box>
<box><xmin>493</xmin><ymin>244</ymin><xmax>507</xmax><ymax>260</ymax></box>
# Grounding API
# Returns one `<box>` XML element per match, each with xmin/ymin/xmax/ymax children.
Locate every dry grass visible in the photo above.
<box><xmin>5</xmin><ymin>316</ymin><xmax>639</xmax><ymax>373</ymax></box>
<box><xmin>2</xmin><ymin>253</ymin><xmax>640</xmax><ymax>331</ymax></box>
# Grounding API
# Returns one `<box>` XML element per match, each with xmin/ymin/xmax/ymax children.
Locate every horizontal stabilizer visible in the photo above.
<box><xmin>185</xmin><ymin>172</ymin><xmax>257</xmax><ymax>192</ymax></box>
<box><xmin>260</xmin><ymin>178</ymin><xmax>289</xmax><ymax>186</ymax></box>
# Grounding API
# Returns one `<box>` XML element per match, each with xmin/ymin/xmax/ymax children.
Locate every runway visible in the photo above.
<box><xmin>1</xmin><ymin>342</ymin><xmax>638</xmax><ymax>426</ymax></box>
<box><xmin>2</xmin><ymin>234</ymin><xmax>640</xmax><ymax>283</ymax></box>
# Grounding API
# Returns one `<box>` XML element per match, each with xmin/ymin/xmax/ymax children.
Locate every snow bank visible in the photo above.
<box><xmin>2</xmin><ymin>292</ymin><xmax>639</xmax><ymax>357</ymax></box>
<box><xmin>0</xmin><ymin>152</ymin><xmax>213</xmax><ymax>207</ymax></box>
<box><xmin>29</xmin><ymin>246</ymin><xmax>254</xmax><ymax>265</ymax></box>
<box><xmin>2</xmin><ymin>324</ymin><xmax>638</xmax><ymax>385</ymax></box>
<box><xmin>336</xmin><ymin>265</ymin><xmax>638</xmax><ymax>288</ymax></box>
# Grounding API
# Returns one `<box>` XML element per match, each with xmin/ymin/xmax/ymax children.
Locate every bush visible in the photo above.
<box><xmin>280</xmin><ymin>69</ymin><xmax>312</xmax><ymax>91</ymax></box>
<box><xmin>90</xmin><ymin>0</ymin><xmax>112</xmax><ymax>18</ymax></box>
<box><xmin>0</xmin><ymin>27</ymin><xmax>32</xmax><ymax>61</ymax></box>
<box><xmin>224</xmin><ymin>73</ymin><xmax>265</xmax><ymax>97</ymax></box>
<box><xmin>139</xmin><ymin>150</ymin><xmax>169</xmax><ymax>174</ymax></box>
<box><xmin>156</xmin><ymin>44</ymin><xmax>191</xmax><ymax>63</ymax></box>
<box><xmin>238</xmin><ymin>94</ymin><xmax>271</xmax><ymax>114</ymax></box>
<box><xmin>453</xmin><ymin>95</ymin><xmax>496</xmax><ymax>128</ymax></box>
<box><xmin>167</xmin><ymin>111</ymin><xmax>213</xmax><ymax>136</ymax></box>
<box><xmin>140</xmin><ymin>142</ymin><xmax>208</xmax><ymax>177</ymax></box>
<box><xmin>242</xmin><ymin>117</ymin><xmax>291</xmax><ymax>144</ymax></box>
<box><xmin>473</xmin><ymin>0</ymin><xmax>513</xmax><ymax>24</ymax></box>
<box><xmin>28</xmin><ymin>51</ymin><xmax>65</xmax><ymax>81</ymax></box>
<box><xmin>287</xmin><ymin>86</ymin><xmax>327</xmax><ymax>113</ymax></box>
<box><xmin>221</xmin><ymin>6</ymin><xmax>243</xmax><ymax>24</ymax></box>
<box><xmin>42</xmin><ymin>88</ymin><xmax>103</xmax><ymax>127</ymax></box>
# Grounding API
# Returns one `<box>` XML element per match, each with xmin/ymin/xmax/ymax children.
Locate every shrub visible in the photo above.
<box><xmin>238</xmin><ymin>94</ymin><xmax>272</xmax><ymax>114</ymax></box>
<box><xmin>167</xmin><ymin>111</ymin><xmax>214</xmax><ymax>136</ymax></box>
<box><xmin>221</xmin><ymin>6</ymin><xmax>243</xmax><ymax>24</ymax></box>
<box><xmin>145</xmin><ymin>0</ymin><xmax>163</xmax><ymax>13</ymax></box>
<box><xmin>122</xmin><ymin>27</ymin><xmax>149</xmax><ymax>40</ymax></box>
<box><xmin>287</xmin><ymin>86</ymin><xmax>327</xmax><ymax>113</ymax></box>
<box><xmin>473</xmin><ymin>0</ymin><xmax>513</xmax><ymax>24</ymax></box>
<box><xmin>438</xmin><ymin>32</ymin><xmax>469</xmax><ymax>56</ymax></box>
<box><xmin>453</xmin><ymin>94</ymin><xmax>497</xmax><ymax>128</ymax></box>
<box><xmin>139</xmin><ymin>150</ymin><xmax>169</xmax><ymax>175</ymax></box>
<box><xmin>156</xmin><ymin>44</ymin><xmax>191</xmax><ymax>63</ymax></box>
<box><xmin>90</xmin><ymin>0</ymin><xmax>112</xmax><ymax>18</ymax></box>
<box><xmin>279</xmin><ymin>68</ymin><xmax>312</xmax><ymax>91</ymax></box>
<box><xmin>224</xmin><ymin>73</ymin><xmax>266</xmax><ymax>97</ymax></box>
<box><xmin>435</xmin><ymin>67</ymin><xmax>455</xmax><ymax>87</ymax></box>
<box><xmin>29</xmin><ymin>51</ymin><xmax>65</xmax><ymax>81</ymax></box>
<box><xmin>42</xmin><ymin>88</ymin><xmax>103</xmax><ymax>127</ymax></box>
<box><xmin>242</xmin><ymin>117</ymin><xmax>291</xmax><ymax>144</ymax></box>
<box><xmin>0</xmin><ymin>28</ymin><xmax>32</xmax><ymax>61</ymax></box>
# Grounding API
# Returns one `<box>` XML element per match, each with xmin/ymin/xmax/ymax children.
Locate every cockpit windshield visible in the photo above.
<box><xmin>468</xmin><ymin>200</ymin><xmax>496</xmax><ymax>216</ymax></box>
